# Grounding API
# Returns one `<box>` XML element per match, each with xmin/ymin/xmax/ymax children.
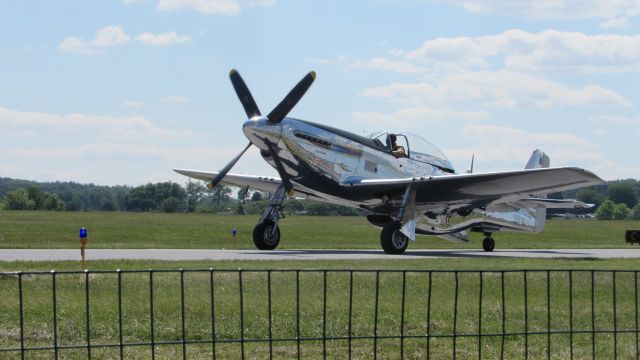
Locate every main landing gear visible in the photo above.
<box><xmin>482</xmin><ymin>233</ymin><xmax>495</xmax><ymax>252</ymax></box>
<box><xmin>252</xmin><ymin>185</ymin><xmax>286</xmax><ymax>250</ymax></box>
<box><xmin>380</xmin><ymin>222</ymin><xmax>409</xmax><ymax>254</ymax></box>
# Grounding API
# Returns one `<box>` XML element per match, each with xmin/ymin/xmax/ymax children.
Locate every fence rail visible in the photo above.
<box><xmin>0</xmin><ymin>269</ymin><xmax>638</xmax><ymax>359</ymax></box>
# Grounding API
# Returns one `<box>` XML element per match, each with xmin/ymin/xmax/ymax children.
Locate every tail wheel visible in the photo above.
<box><xmin>482</xmin><ymin>237</ymin><xmax>495</xmax><ymax>252</ymax></box>
<box><xmin>380</xmin><ymin>222</ymin><xmax>409</xmax><ymax>254</ymax></box>
<box><xmin>253</xmin><ymin>220</ymin><xmax>280</xmax><ymax>250</ymax></box>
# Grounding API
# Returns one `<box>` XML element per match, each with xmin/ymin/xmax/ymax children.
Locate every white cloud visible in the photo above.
<box><xmin>156</xmin><ymin>0</ymin><xmax>274</xmax><ymax>14</ymax></box>
<box><xmin>59</xmin><ymin>26</ymin><xmax>190</xmax><ymax>54</ymax></box>
<box><xmin>135</xmin><ymin>32</ymin><xmax>191</xmax><ymax>46</ymax></box>
<box><xmin>360</xmin><ymin>71</ymin><xmax>631</xmax><ymax>108</ymax></box>
<box><xmin>405</xmin><ymin>29</ymin><xmax>640</xmax><ymax>74</ymax></box>
<box><xmin>443</xmin><ymin>123</ymin><xmax>601</xmax><ymax>172</ymax></box>
<box><xmin>442</xmin><ymin>123</ymin><xmax>640</xmax><ymax>180</ymax></box>
<box><xmin>92</xmin><ymin>26</ymin><xmax>131</xmax><ymax>47</ymax></box>
<box><xmin>59</xmin><ymin>26</ymin><xmax>130</xmax><ymax>54</ymax></box>
<box><xmin>58</xmin><ymin>37</ymin><xmax>93</xmax><ymax>55</ymax></box>
<box><xmin>0</xmin><ymin>105</ymin><xmax>214</xmax><ymax>185</ymax></box>
<box><xmin>307</xmin><ymin>55</ymin><xmax>428</xmax><ymax>74</ymax></box>
<box><xmin>0</xmin><ymin>106</ymin><xmax>189</xmax><ymax>138</ymax></box>
<box><xmin>462</xmin><ymin>124</ymin><xmax>594</xmax><ymax>147</ymax></box>
<box><xmin>123</xmin><ymin>100</ymin><xmax>143</xmax><ymax>108</ymax></box>
<box><xmin>353</xmin><ymin>106</ymin><xmax>489</xmax><ymax>127</ymax></box>
<box><xmin>440</xmin><ymin>0</ymin><xmax>640</xmax><ymax>21</ymax></box>
<box><xmin>598</xmin><ymin>17</ymin><xmax>632</xmax><ymax>28</ymax></box>
<box><xmin>159</xmin><ymin>95</ymin><xmax>190</xmax><ymax>104</ymax></box>
<box><xmin>347</xmin><ymin>57</ymin><xmax>427</xmax><ymax>74</ymax></box>
<box><xmin>588</xmin><ymin>115</ymin><xmax>640</xmax><ymax>125</ymax></box>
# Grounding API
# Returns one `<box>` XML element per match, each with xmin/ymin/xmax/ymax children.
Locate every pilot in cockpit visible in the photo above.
<box><xmin>388</xmin><ymin>134</ymin><xmax>406</xmax><ymax>158</ymax></box>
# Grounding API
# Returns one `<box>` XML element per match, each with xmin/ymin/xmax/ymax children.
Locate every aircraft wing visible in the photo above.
<box><xmin>173</xmin><ymin>169</ymin><xmax>327</xmax><ymax>201</ymax></box>
<box><xmin>341</xmin><ymin>167</ymin><xmax>603</xmax><ymax>208</ymax></box>
<box><xmin>174</xmin><ymin>169</ymin><xmax>283</xmax><ymax>194</ymax></box>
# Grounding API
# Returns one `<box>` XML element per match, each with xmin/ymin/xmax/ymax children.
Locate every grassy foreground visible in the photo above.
<box><xmin>1</xmin><ymin>212</ymin><xmax>638</xmax><ymax>358</ymax></box>
<box><xmin>0</xmin><ymin>211</ymin><xmax>636</xmax><ymax>249</ymax></box>
<box><xmin>1</xmin><ymin>260</ymin><xmax>640</xmax><ymax>359</ymax></box>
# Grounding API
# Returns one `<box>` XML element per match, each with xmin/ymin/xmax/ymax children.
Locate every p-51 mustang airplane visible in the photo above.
<box><xmin>175</xmin><ymin>70</ymin><xmax>603</xmax><ymax>254</ymax></box>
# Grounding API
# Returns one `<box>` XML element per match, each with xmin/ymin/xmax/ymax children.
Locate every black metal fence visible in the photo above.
<box><xmin>0</xmin><ymin>269</ymin><xmax>638</xmax><ymax>359</ymax></box>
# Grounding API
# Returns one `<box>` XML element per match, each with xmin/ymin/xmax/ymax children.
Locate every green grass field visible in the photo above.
<box><xmin>0</xmin><ymin>211</ymin><xmax>636</xmax><ymax>250</ymax></box>
<box><xmin>1</xmin><ymin>211</ymin><xmax>639</xmax><ymax>359</ymax></box>
<box><xmin>1</xmin><ymin>264</ymin><xmax>639</xmax><ymax>359</ymax></box>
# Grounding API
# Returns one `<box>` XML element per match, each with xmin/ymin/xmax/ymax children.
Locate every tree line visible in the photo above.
<box><xmin>1</xmin><ymin>177</ymin><xmax>639</xmax><ymax>219</ymax></box>
<box><xmin>567</xmin><ymin>179</ymin><xmax>640</xmax><ymax>220</ymax></box>
<box><xmin>0</xmin><ymin>177</ymin><xmax>361</xmax><ymax>215</ymax></box>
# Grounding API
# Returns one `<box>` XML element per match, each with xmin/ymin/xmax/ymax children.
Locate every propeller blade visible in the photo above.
<box><xmin>267</xmin><ymin>71</ymin><xmax>316</xmax><ymax>123</ymax></box>
<box><xmin>264</xmin><ymin>140</ymin><xmax>294</xmax><ymax>195</ymax></box>
<box><xmin>208</xmin><ymin>142</ymin><xmax>252</xmax><ymax>190</ymax></box>
<box><xmin>229</xmin><ymin>69</ymin><xmax>261</xmax><ymax>118</ymax></box>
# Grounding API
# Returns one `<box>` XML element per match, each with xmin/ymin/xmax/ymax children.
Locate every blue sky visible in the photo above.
<box><xmin>1</xmin><ymin>0</ymin><xmax>639</xmax><ymax>185</ymax></box>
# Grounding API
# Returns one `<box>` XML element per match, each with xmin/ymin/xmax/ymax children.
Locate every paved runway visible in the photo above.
<box><xmin>2</xmin><ymin>248</ymin><xmax>640</xmax><ymax>261</ymax></box>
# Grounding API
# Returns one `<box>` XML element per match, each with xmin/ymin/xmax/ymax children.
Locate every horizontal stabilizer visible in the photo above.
<box><xmin>517</xmin><ymin>198</ymin><xmax>595</xmax><ymax>209</ymax></box>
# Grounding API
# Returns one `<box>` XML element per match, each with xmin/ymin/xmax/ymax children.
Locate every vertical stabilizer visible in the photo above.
<box><xmin>525</xmin><ymin>149</ymin><xmax>550</xmax><ymax>169</ymax></box>
<box><xmin>525</xmin><ymin>149</ymin><xmax>549</xmax><ymax>232</ymax></box>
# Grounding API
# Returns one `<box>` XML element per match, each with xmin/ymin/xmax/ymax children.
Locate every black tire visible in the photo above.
<box><xmin>253</xmin><ymin>220</ymin><xmax>280</xmax><ymax>250</ymax></box>
<box><xmin>482</xmin><ymin>237</ymin><xmax>495</xmax><ymax>252</ymax></box>
<box><xmin>380</xmin><ymin>222</ymin><xmax>409</xmax><ymax>254</ymax></box>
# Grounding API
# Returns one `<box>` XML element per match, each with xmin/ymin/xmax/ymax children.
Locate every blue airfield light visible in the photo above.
<box><xmin>79</xmin><ymin>228</ymin><xmax>87</xmax><ymax>239</ymax></box>
<box><xmin>233</xmin><ymin>228</ymin><xmax>237</xmax><ymax>237</ymax></box>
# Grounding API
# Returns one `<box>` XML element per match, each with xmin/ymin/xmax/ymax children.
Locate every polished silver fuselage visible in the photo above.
<box><xmin>242</xmin><ymin>117</ymin><xmax>543</xmax><ymax>238</ymax></box>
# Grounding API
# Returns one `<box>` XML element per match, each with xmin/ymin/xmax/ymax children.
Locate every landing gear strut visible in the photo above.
<box><xmin>380</xmin><ymin>222</ymin><xmax>409</xmax><ymax>254</ymax></box>
<box><xmin>482</xmin><ymin>233</ymin><xmax>495</xmax><ymax>252</ymax></box>
<box><xmin>253</xmin><ymin>185</ymin><xmax>286</xmax><ymax>250</ymax></box>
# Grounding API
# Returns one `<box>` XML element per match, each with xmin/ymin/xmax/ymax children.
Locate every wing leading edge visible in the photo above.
<box><xmin>341</xmin><ymin>167</ymin><xmax>603</xmax><ymax>207</ymax></box>
<box><xmin>173</xmin><ymin>169</ymin><xmax>328</xmax><ymax>202</ymax></box>
<box><xmin>173</xmin><ymin>169</ymin><xmax>283</xmax><ymax>194</ymax></box>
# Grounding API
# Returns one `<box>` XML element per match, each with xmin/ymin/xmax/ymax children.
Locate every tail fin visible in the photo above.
<box><xmin>525</xmin><ymin>149</ymin><xmax>550</xmax><ymax>169</ymax></box>
<box><xmin>525</xmin><ymin>149</ymin><xmax>549</xmax><ymax>231</ymax></box>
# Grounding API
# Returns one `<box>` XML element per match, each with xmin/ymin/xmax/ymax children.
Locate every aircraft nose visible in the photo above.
<box><xmin>242</xmin><ymin>116</ymin><xmax>282</xmax><ymax>149</ymax></box>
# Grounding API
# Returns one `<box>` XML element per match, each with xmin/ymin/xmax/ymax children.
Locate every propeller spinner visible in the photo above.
<box><xmin>206</xmin><ymin>70</ymin><xmax>316</xmax><ymax>192</ymax></box>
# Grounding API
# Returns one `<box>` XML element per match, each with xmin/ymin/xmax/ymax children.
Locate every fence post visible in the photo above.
<box><xmin>150</xmin><ymin>271</ymin><xmax>155</xmax><ymax>360</ymax></box>
<box><xmin>180</xmin><ymin>269</ymin><xmax>186</xmax><ymax>360</ymax></box>
<box><xmin>426</xmin><ymin>271</ymin><xmax>432</xmax><ymax>360</ymax></box>
<box><xmin>117</xmin><ymin>270</ymin><xmax>123</xmax><ymax>360</ymax></box>
<box><xmin>209</xmin><ymin>269</ymin><xmax>216</xmax><ymax>360</ymax></box>
<box><xmin>453</xmin><ymin>271</ymin><xmax>459</xmax><ymax>360</ymax></box>
<box><xmin>400</xmin><ymin>271</ymin><xmax>406</xmax><ymax>360</ymax></box>
<box><xmin>268</xmin><ymin>270</ymin><xmax>273</xmax><ymax>360</ymax></box>
<box><xmin>524</xmin><ymin>270</ymin><xmax>528</xmax><ymax>360</ymax></box>
<box><xmin>85</xmin><ymin>271</ymin><xmax>91</xmax><ymax>360</ymax></box>
<box><xmin>51</xmin><ymin>270</ymin><xmax>58</xmax><ymax>360</ymax></box>
<box><xmin>478</xmin><ymin>271</ymin><xmax>483</xmax><ymax>360</ymax></box>
<box><xmin>296</xmin><ymin>270</ymin><xmax>301</xmax><ymax>360</ymax></box>
<box><xmin>239</xmin><ymin>270</ymin><xmax>245</xmax><ymax>360</ymax></box>
<box><xmin>18</xmin><ymin>272</ymin><xmax>24</xmax><ymax>360</ymax></box>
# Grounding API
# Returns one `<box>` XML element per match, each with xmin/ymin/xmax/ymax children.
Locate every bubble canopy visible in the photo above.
<box><xmin>367</xmin><ymin>131</ymin><xmax>455</xmax><ymax>172</ymax></box>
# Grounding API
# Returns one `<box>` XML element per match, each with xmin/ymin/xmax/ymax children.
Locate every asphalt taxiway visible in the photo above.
<box><xmin>2</xmin><ymin>248</ymin><xmax>640</xmax><ymax>261</ymax></box>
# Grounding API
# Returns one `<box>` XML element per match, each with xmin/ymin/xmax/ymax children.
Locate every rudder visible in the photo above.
<box><xmin>525</xmin><ymin>149</ymin><xmax>549</xmax><ymax>232</ymax></box>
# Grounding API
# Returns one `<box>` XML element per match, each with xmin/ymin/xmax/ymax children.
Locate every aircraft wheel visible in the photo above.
<box><xmin>380</xmin><ymin>222</ymin><xmax>409</xmax><ymax>254</ymax></box>
<box><xmin>482</xmin><ymin>237</ymin><xmax>495</xmax><ymax>252</ymax></box>
<box><xmin>253</xmin><ymin>220</ymin><xmax>280</xmax><ymax>250</ymax></box>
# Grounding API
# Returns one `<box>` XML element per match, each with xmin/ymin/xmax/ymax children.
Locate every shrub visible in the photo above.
<box><xmin>612</xmin><ymin>203</ymin><xmax>630</xmax><ymax>220</ymax></box>
<box><xmin>630</xmin><ymin>203</ymin><xmax>640</xmax><ymax>220</ymax></box>
<box><xmin>595</xmin><ymin>200</ymin><xmax>615</xmax><ymax>220</ymax></box>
